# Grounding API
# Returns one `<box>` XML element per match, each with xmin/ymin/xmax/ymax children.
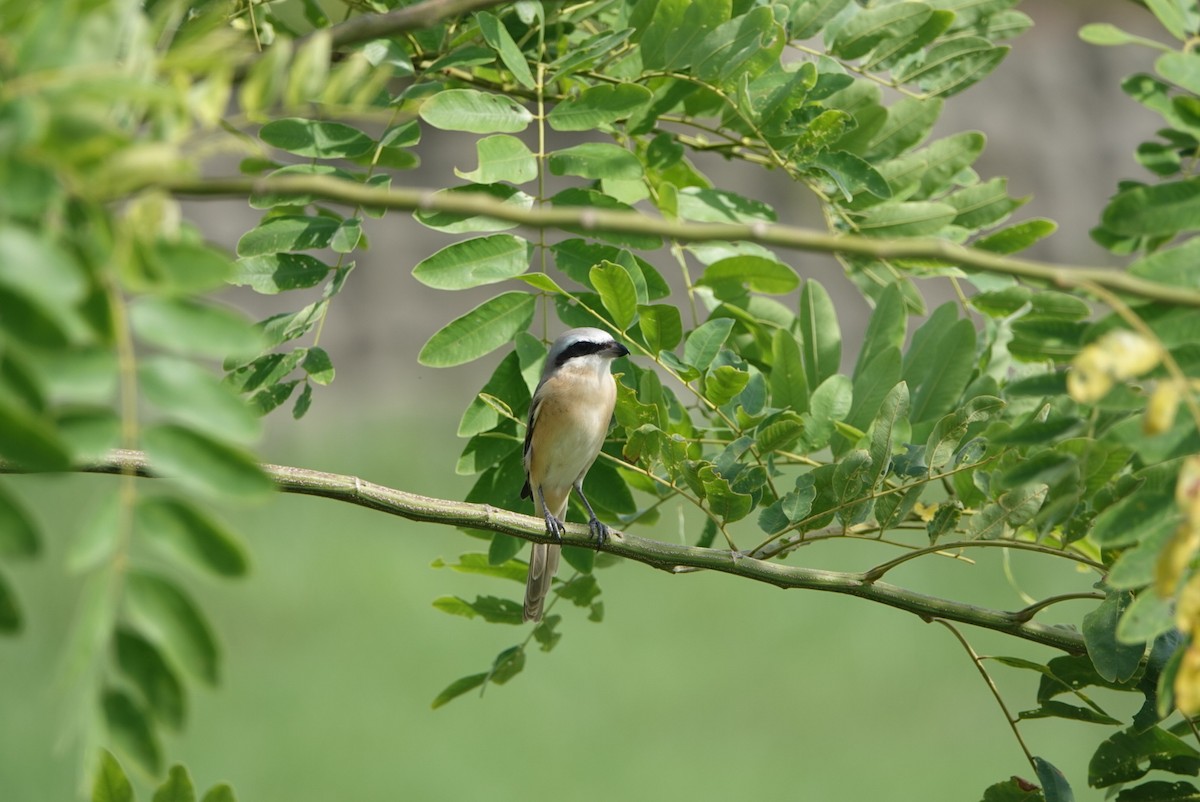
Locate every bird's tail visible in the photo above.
<box><xmin>524</xmin><ymin>489</ymin><xmax>567</xmax><ymax>622</ymax></box>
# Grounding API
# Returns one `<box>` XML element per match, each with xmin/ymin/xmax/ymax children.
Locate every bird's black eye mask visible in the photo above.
<box><xmin>555</xmin><ymin>340</ymin><xmax>614</xmax><ymax>367</ymax></box>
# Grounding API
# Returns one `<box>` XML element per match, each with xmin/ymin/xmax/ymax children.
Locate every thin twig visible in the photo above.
<box><xmin>934</xmin><ymin>619</ymin><xmax>1038</xmax><ymax>774</ymax></box>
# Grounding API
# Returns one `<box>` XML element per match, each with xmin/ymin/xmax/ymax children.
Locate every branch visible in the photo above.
<box><xmin>162</xmin><ymin>174</ymin><xmax>1200</xmax><ymax>308</ymax></box>
<box><xmin>19</xmin><ymin>449</ymin><xmax>1089</xmax><ymax>655</ymax></box>
<box><xmin>309</xmin><ymin>0</ymin><xmax>526</xmax><ymax>50</ymax></box>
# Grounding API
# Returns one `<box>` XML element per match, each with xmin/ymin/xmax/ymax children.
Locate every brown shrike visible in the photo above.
<box><xmin>520</xmin><ymin>328</ymin><xmax>629</xmax><ymax>622</ymax></box>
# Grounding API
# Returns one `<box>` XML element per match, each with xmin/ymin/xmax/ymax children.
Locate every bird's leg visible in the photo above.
<box><xmin>537</xmin><ymin>486</ymin><xmax>565</xmax><ymax>540</ymax></box>
<box><xmin>573</xmin><ymin>482</ymin><xmax>609</xmax><ymax>547</ymax></box>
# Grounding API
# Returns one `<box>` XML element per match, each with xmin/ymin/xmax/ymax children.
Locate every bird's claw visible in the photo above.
<box><xmin>588</xmin><ymin>518</ymin><xmax>610</xmax><ymax>547</ymax></box>
<box><xmin>544</xmin><ymin>513</ymin><xmax>566</xmax><ymax>541</ymax></box>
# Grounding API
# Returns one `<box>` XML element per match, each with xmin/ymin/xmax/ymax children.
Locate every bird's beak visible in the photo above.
<box><xmin>609</xmin><ymin>342</ymin><xmax>630</xmax><ymax>358</ymax></box>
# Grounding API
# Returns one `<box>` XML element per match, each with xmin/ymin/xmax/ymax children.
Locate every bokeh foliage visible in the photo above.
<box><xmin>5</xmin><ymin>0</ymin><xmax>1200</xmax><ymax>799</ymax></box>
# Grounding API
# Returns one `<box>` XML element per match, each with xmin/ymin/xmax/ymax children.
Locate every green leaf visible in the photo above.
<box><xmin>1117</xmin><ymin>589</ymin><xmax>1174</xmax><ymax>645</ymax></box>
<box><xmin>1092</xmin><ymin>484</ymin><xmax>1178</xmax><ymax>548</ymax></box>
<box><xmin>798</xmin><ymin>279</ymin><xmax>841</xmax><ymax>390</ymax></box>
<box><xmin>432</xmin><ymin>594</ymin><xmax>523</xmax><ymax>624</ymax></box>
<box><xmin>831</xmin><ymin>2</ymin><xmax>932</xmax><ymax>60</ymax></box>
<box><xmin>855</xmin><ymin>201</ymin><xmax>956</xmax><ymax>237</ymax></box>
<box><xmin>770</xmin><ymin>329</ymin><xmax>808</xmax><ymax>413</ymax></box>
<box><xmin>102</xmin><ymin>689</ymin><xmax>162</xmax><ymax>775</ymax></box>
<box><xmin>967</xmin><ymin>484</ymin><xmax>1047</xmax><ymax>539</ymax></box>
<box><xmin>697</xmin><ymin>255</ymin><xmax>799</xmax><ymax>295</ymax></box>
<box><xmin>637</xmin><ymin>304</ymin><xmax>683</xmax><ymax>352</ymax></box>
<box><xmin>946</xmin><ymin>177</ymin><xmax>1026</xmax><ymax>229</ymax></box>
<box><xmin>455</xmin><ymin>135</ymin><xmax>538</xmax><ymax>184</ymax></box>
<box><xmin>115</xmin><ymin>629</ymin><xmax>186</xmax><ymax>730</ymax></box>
<box><xmin>477</xmin><ymin>12</ymin><xmax>536</xmax><ymax>89</ymax></box>
<box><xmin>301</xmin><ymin>347</ymin><xmax>334</xmax><ymax>386</ymax></box>
<box><xmin>1083</xmin><ymin>591</ymin><xmax>1144</xmax><ymax>683</ymax></box>
<box><xmin>902</xmin><ymin>305</ymin><xmax>976</xmax><ymax>425</ymax></box>
<box><xmin>1129</xmin><ymin>238</ymin><xmax>1200</xmax><ymax>290</ymax></box>
<box><xmin>590</xmin><ymin>261</ymin><xmax>638</xmax><ymax>329</ymax></box>
<box><xmin>791</xmin><ymin>0</ymin><xmax>852</xmax><ymax>39</ymax></box>
<box><xmin>330</xmin><ymin>216</ymin><xmax>362</xmax><ymax>253</ymax></box>
<box><xmin>698</xmin><ymin>464</ymin><xmax>753</xmax><ymax>523</ymax></box>
<box><xmin>231</xmin><ymin>253</ymin><xmax>329</xmax><ymax>294</ymax></box>
<box><xmin>92</xmin><ymin>750</ymin><xmax>134</xmax><ymax>802</ymax></box>
<box><xmin>1102</xmin><ymin>178</ymin><xmax>1200</xmax><ymax>237</ymax></box>
<box><xmin>979</xmin><ymin>777</ymin><xmax>1042</xmax><ymax>802</ymax></box>
<box><xmin>1020</xmin><ymin>701</ymin><xmax>1121</xmax><ymax>726</ymax></box>
<box><xmin>675</xmin><ymin>187</ymin><xmax>776</xmax><ymax>224</ymax></box>
<box><xmin>547</xmin><ymin>83</ymin><xmax>653</xmax><ymax>132</ymax></box>
<box><xmin>692</xmin><ymin>6</ymin><xmax>781</xmax><ymax>84</ymax></box>
<box><xmin>684</xmin><ymin>318</ymin><xmax>735</xmax><ymax>370</ymax></box>
<box><xmin>258</xmin><ymin>117</ymin><xmax>374</xmax><ymax>158</ymax></box>
<box><xmin>418</xmin><ymin>292</ymin><xmax>536</xmax><ymax>367</ymax></box>
<box><xmin>1080</xmin><ymin>23</ymin><xmax>1170</xmax><ymax>50</ymax></box>
<box><xmin>140</xmin><ymin>358</ymin><xmax>260</xmax><ymax>444</ymax></box>
<box><xmin>143</xmin><ymin>424</ymin><xmax>274</xmax><ymax>500</ymax></box>
<box><xmin>974</xmin><ymin>218</ymin><xmax>1058</xmax><ymax>254</ymax></box>
<box><xmin>705</xmin><ymin>365</ymin><xmax>750</xmax><ymax>406</ymax></box>
<box><xmin>413</xmin><ymin>183</ymin><xmax>533</xmax><ymax>233</ymax></box>
<box><xmin>854</xmin><ymin>283</ymin><xmax>906</xmax><ymax>381</ymax></box>
<box><xmin>0</xmin><ymin>482</ymin><xmax>39</xmax><ymax>558</ymax></box>
<box><xmin>431</xmin><ymin>553</ymin><xmax>527</xmax><ymax>583</ymax></box>
<box><xmin>1034</xmin><ymin>756</ymin><xmax>1075</xmax><ymax>802</ymax></box>
<box><xmin>487</xmin><ymin>533</ymin><xmax>522</xmax><ymax>565</ymax></box>
<box><xmin>136</xmin><ymin>497</ymin><xmax>250</xmax><ymax>578</ymax></box>
<box><xmin>0</xmin><ymin>568</ymin><xmax>20</xmax><ymax>633</ymax></box>
<box><xmin>812</xmin><ymin>150</ymin><xmax>892</xmax><ymax>201</ymax></box>
<box><xmin>235</xmin><ymin>215</ymin><xmax>341</xmax><ymax>256</ymax></box>
<box><xmin>125</xmin><ymin>571</ymin><xmax>220</xmax><ymax>685</ymax></box>
<box><xmin>550</xmin><ymin>188</ymin><xmax>662</xmax><ymax>249</ymax></box>
<box><xmin>130</xmin><ymin>298</ymin><xmax>262</xmax><ymax>360</ymax></box>
<box><xmin>419</xmin><ymin>88</ymin><xmax>532</xmax><ymax>133</ymax></box>
<box><xmin>1147</xmin><ymin>0</ymin><xmax>1195</xmax><ymax>40</ymax></box>
<box><xmin>412</xmin><ymin>234</ymin><xmax>531</xmax><ymax>290</ymax></box>
<box><xmin>1158</xmin><ymin>51</ymin><xmax>1200</xmax><ymax>94</ymax></box>
<box><xmin>142</xmin><ymin>240</ymin><xmax>233</xmax><ymax>294</ymax></box>
<box><xmin>1090</xmin><ymin>727</ymin><xmax>1200</xmax><ymax>789</ymax></box>
<box><xmin>431</xmin><ymin>672</ymin><xmax>488</xmax><ymax>708</ymax></box>
<box><xmin>869</xmin><ymin>382</ymin><xmax>909</xmax><ymax>483</ymax></box>
<box><xmin>0</xmin><ymin>394</ymin><xmax>71</xmax><ymax>470</ymax></box>
<box><xmin>800</xmin><ymin>374</ymin><xmax>853</xmax><ymax>452</ymax></box>
<box><xmin>903</xmin><ymin>38</ymin><xmax>1010</xmax><ymax>98</ymax></box>
<box><xmin>152</xmin><ymin>765</ymin><xmax>196</xmax><ymax>802</ymax></box>
<box><xmin>658</xmin><ymin>0</ymin><xmax>731</xmax><ymax>71</ymax></box>
<box><xmin>549</xmin><ymin>142</ymin><xmax>643</xmax><ymax>181</ymax></box>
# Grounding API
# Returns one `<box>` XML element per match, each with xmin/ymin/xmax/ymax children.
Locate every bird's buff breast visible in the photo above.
<box><xmin>530</xmin><ymin>370</ymin><xmax>616</xmax><ymax>492</ymax></box>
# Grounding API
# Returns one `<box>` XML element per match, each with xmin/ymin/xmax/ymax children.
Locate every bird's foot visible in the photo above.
<box><xmin>588</xmin><ymin>517</ymin><xmax>610</xmax><ymax>547</ymax></box>
<box><xmin>544</xmin><ymin>512</ymin><xmax>566</xmax><ymax>541</ymax></box>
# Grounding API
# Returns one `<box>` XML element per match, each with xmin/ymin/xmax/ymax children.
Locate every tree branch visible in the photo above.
<box><xmin>309</xmin><ymin>0</ymin><xmax>527</xmax><ymax>50</ymax></box>
<box><xmin>162</xmin><ymin>174</ymin><xmax>1200</xmax><ymax>308</ymax></box>
<box><xmin>15</xmin><ymin>449</ymin><xmax>1089</xmax><ymax>655</ymax></box>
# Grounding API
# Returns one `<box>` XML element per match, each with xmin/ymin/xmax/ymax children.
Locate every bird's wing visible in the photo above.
<box><xmin>520</xmin><ymin>391</ymin><xmax>542</xmax><ymax>500</ymax></box>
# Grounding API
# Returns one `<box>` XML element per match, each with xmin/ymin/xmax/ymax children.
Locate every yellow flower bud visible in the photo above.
<box><xmin>1179</xmin><ymin>574</ymin><xmax>1200</xmax><ymax>634</ymax></box>
<box><xmin>1067</xmin><ymin>345</ymin><xmax>1115</xmax><ymax>403</ymax></box>
<box><xmin>1156</xmin><ymin>523</ymin><xmax>1200</xmax><ymax>597</ymax></box>
<box><xmin>1176</xmin><ymin>645</ymin><xmax>1200</xmax><ymax>716</ymax></box>
<box><xmin>1145</xmin><ymin>381</ymin><xmax>1182</xmax><ymax>435</ymax></box>
<box><xmin>1101</xmin><ymin>330</ymin><xmax>1160</xmax><ymax>380</ymax></box>
<box><xmin>1175</xmin><ymin>456</ymin><xmax>1200</xmax><ymax>534</ymax></box>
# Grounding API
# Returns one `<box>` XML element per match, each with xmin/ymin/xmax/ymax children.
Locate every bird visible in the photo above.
<box><xmin>520</xmin><ymin>327</ymin><xmax>630</xmax><ymax>622</ymax></box>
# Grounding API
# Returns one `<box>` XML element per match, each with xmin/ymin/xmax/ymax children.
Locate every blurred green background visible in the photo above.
<box><xmin>0</xmin><ymin>1</ymin><xmax>1169</xmax><ymax>799</ymax></box>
